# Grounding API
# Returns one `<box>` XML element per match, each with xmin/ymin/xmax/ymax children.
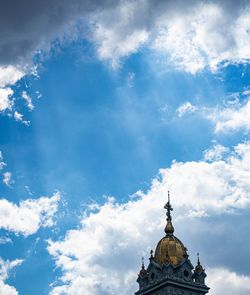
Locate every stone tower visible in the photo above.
<box><xmin>135</xmin><ymin>193</ymin><xmax>209</xmax><ymax>295</ymax></box>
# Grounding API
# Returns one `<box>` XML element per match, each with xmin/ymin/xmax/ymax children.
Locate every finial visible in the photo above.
<box><xmin>195</xmin><ymin>252</ymin><xmax>204</xmax><ymax>273</ymax></box>
<box><xmin>139</xmin><ymin>256</ymin><xmax>147</xmax><ymax>277</ymax></box>
<box><xmin>164</xmin><ymin>191</ymin><xmax>174</xmax><ymax>235</ymax></box>
<box><xmin>150</xmin><ymin>249</ymin><xmax>154</xmax><ymax>259</ymax></box>
<box><xmin>142</xmin><ymin>257</ymin><xmax>145</xmax><ymax>268</ymax></box>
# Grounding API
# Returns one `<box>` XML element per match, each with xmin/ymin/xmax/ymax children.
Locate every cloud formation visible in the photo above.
<box><xmin>0</xmin><ymin>151</ymin><xmax>6</xmax><ymax>170</ymax></box>
<box><xmin>176</xmin><ymin>102</ymin><xmax>197</xmax><ymax>117</ymax></box>
<box><xmin>203</xmin><ymin>143</ymin><xmax>229</xmax><ymax>161</ymax></box>
<box><xmin>0</xmin><ymin>0</ymin><xmax>119</xmax><ymax>67</ymax></box>
<box><xmin>0</xmin><ymin>66</ymin><xmax>24</xmax><ymax>88</ymax></box>
<box><xmin>3</xmin><ymin>172</ymin><xmax>14</xmax><ymax>187</ymax></box>
<box><xmin>0</xmin><ymin>257</ymin><xmax>22</xmax><ymax>295</ymax></box>
<box><xmin>13</xmin><ymin>111</ymin><xmax>30</xmax><ymax>126</ymax></box>
<box><xmin>0</xmin><ymin>1</ymin><xmax>115</xmax><ymax>117</ymax></box>
<box><xmin>89</xmin><ymin>0</ymin><xmax>250</xmax><ymax>72</ymax></box>
<box><xmin>0</xmin><ymin>192</ymin><xmax>60</xmax><ymax>236</ymax></box>
<box><xmin>48</xmin><ymin>141</ymin><xmax>250</xmax><ymax>294</ymax></box>
<box><xmin>0</xmin><ymin>1</ymin><xmax>249</xmax><ymax>72</ymax></box>
<box><xmin>207</xmin><ymin>267</ymin><xmax>250</xmax><ymax>295</ymax></box>
<box><xmin>0</xmin><ymin>88</ymin><xmax>13</xmax><ymax>112</ymax></box>
<box><xmin>211</xmin><ymin>99</ymin><xmax>250</xmax><ymax>133</ymax></box>
<box><xmin>0</xmin><ymin>0</ymin><xmax>249</xmax><ymax>120</ymax></box>
<box><xmin>176</xmin><ymin>91</ymin><xmax>250</xmax><ymax>134</ymax></box>
<box><xmin>0</xmin><ymin>66</ymin><xmax>26</xmax><ymax>114</ymax></box>
<box><xmin>152</xmin><ymin>2</ymin><xmax>250</xmax><ymax>73</ymax></box>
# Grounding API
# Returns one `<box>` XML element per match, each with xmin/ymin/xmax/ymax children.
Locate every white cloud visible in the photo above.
<box><xmin>127</xmin><ymin>72</ymin><xmax>135</xmax><ymax>88</ymax></box>
<box><xmin>0</xmin><ymin>66</ymin><xmax>26</xmax><ymax>113</ymax></box>
<box><xmin>0</xmin><ymin>88</ymin><xmax>13</xmax><ymax>112</ymax></box>
<box><xmin>13</xmin><ymin>111</ymin><xmax>30</xmax><ymax>126</ymax></box>
<box><xmin>176</xmin><ymin>102</ymin><xmax>197</xmax><ymax>117</ymax></box>
<box><xmin>0</xmin><ymin>236</ymin><xmax>12</xmax><ymax>244</ymax></box>
<box><xmin>0</xmin><ymin>192</ymin><xmax>60</xmax><ymax>236</ymax></box>
<box><xmin>175</xmin><ymin>91</ymin><xmax>250</xmax><ymax>134</ymax></box>
<box><xmin>0</xmin><ymin>257</ymin><xmax>22</xmax><ymax>295</ymax></box>
<box><xmin>207</xmin><ymin>267</ymin><xmax>250</xmax><ymax>295</ymax></box>
<box><xmin>0</xmin><ymin>66</ymin><xmax>25</xmax><ymax>88</ymax></box>
<box><xmin>91</xmin><ymin>2</ymin><xmax>149</xmax><ymax>69</ymax></box>
<box><xmin>0</xmin><ymin>258</ymin><xmax>22</xmax><ymax>282</ymax></box>
<box><xmin>3</xmin><ymin>172</ymin><xmax>14</xmax><ymax>187</ymax></box>
<box><xmin>203</xmin><ymin>143</ymin><xmax>229</xmax><ymax>161</ymax></box>
<box><xmin>21</xmin><ymin>91</ymin><xmax>34</xmax><ymax>111</ymax></box>
<box><xmin>0</xmin><ymin>151</ymin><xmax>6</xmax><ymax>170</ymax></box>
<box><xmin>13</xmin><ymin>112</ymin><xmax>23</xmax><ymax>121</ymax></box>
<box><xmin>0</xmin><ymin>281</ymin><xmax>18</xmax><ymax>295</ymax></box>
<box><xmin>48</xmin><ymin>141</ymin><xmax>250</xmax><ymax>295</ymax></box>
<box><xmin>0</xmin><ymin>66</ymin><xmax>34</xmax><ymax>119</ymax></box>
<box><xmin>211</xmin><ymin>99</ymin><xmax>250</xmax><ymax>133</ymax></box>
<box><xmin>0</xmin><ymin>64</ymin><xmax>33</xmax><ymax>121</ymax></box>
<box><xmin>153</xmin><ymin>3</ymin><xmax>250</xmax><ymax>73</ymax></box>
<box><xmin>88</xmin><ymin>1</ymin><xmax>250</xmax><ymax>73</ymax></box>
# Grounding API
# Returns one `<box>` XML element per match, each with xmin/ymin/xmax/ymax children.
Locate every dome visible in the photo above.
<box><xmin>154</xmin><ymin>235</ymin><xmax>188</xmax><ymax>265</ymax></box>
<box><xmin>153</xmin><ymin>192</ymin><xmax>188</xmax><ymax>266</ymax></box>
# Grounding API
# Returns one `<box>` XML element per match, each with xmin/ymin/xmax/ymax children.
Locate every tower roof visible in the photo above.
<box><xmin>154</xmin><ymin>192</ymin><xmax>188</xmax><ymax>265</ymax></box>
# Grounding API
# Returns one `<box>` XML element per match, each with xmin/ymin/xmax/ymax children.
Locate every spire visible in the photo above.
<box><xmin>150</xmin><ymin>249</ymin><xmax>154</xmax><ymax>260</ymax></box>
<box><xmin>195</xmin><ymin>252</ymin><xmax>204</xmax><ymax>273</ymax></box>
<box><xmin>139</xmin><ymin>257</ymin><xmax>147</xmax><ymax>277</ymax></box>
<box><xmin>164</xmin><ymin>191</ymin><xmax>174</xmax><ymax>235</ymax></box>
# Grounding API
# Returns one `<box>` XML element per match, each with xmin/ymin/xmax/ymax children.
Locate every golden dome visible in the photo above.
<box><xmin>154</xmin><ymin>192</ymin><xmax>188</xmax><ymax>266</ymax></box>
<box><xmin>154</xmin><ymin>235</ymin><xmax>188</xmax><ymax>265</ymax></box>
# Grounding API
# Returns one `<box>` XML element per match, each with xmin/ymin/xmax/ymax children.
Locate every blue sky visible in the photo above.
<box><xmin>0</xmin><ymin>1</ymin><xmax>250</xmax><ymax>294</ymax></box>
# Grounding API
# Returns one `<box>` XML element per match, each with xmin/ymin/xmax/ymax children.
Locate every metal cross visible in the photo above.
<box><xmin>164</xmin><ymin>191</ymin><xmax>173</xmax><ymax>221</ymax></box>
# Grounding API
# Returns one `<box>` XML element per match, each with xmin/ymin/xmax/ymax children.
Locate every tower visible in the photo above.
<box><xmin>135</xmin><ymin>192</ymin><xmax>209</xmax><ymax>295</ymax></box>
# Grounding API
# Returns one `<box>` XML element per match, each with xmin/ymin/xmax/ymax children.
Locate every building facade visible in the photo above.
<box><xmin>135</xmin><ymin>193</ymin><xmax>209</xmax><ymax>295</ymax></box>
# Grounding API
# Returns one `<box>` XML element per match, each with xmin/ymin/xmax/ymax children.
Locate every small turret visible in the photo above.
<box><xmin>193</xmin><ymin>253</ymin><xmax>207</xmax><ymax>285</ymax></box>
<box><xmin>139</xmin><ymin>257</ymin><xmax>147</xmax><ymax>277</ymax></box>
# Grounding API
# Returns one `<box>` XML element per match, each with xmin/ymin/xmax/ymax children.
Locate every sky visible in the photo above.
<box><xmin>0</xmin><ymin>0</ymin><xmax>250</xmax><ymax>294</ymax></box>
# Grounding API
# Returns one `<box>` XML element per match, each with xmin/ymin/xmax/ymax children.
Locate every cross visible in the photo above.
<box><xmin>164</xmin><ymin>191</ymin><xmax>173</xmax><ymax>221</ymax></box>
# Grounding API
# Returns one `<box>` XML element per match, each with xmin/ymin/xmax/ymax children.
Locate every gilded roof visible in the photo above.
<box><xmin>154</xmin><ymin>235</ymin><xmax>188</xmax><ymax>265</ymax></box>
